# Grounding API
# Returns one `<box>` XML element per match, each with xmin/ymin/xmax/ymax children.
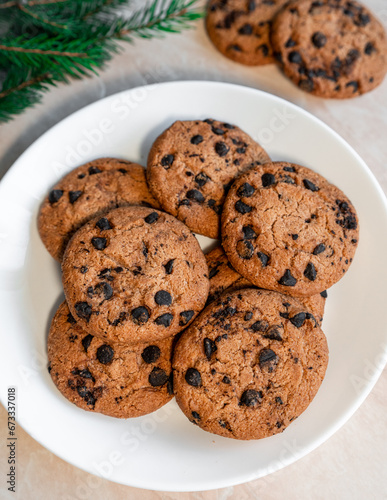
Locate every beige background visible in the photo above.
<box><xmin>1</xmin><ymin>0</ymin><xmax>387</xmax><ymax>498</ymax></box>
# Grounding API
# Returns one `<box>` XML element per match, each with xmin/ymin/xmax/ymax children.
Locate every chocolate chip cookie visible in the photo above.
<box><xmin>48</xmin><ymin>302</ymin><xmax>173</xmax><ymax>418</ymax></box>
<box><xmin>206</xmin><ymin>0</ymin><xmax>289</xmax><ymax>65</ymax></box>
<box><xmin>173</xmin><ymin>288</ymin><xmax>329</xmax><ymax>440</ymax></box>
<box><xmin>38</xmin><ymin>158</ymin><xmax>159</xmax><ymax>261</ymax></box>
<box><xmin>62</xmin><ymin>206</ymin><xmax>209</xmax><ymax>344</ymax></box>
<box><xmin>206</xmin><ymin>246</ymin><xmax>327</xmax><ymax>323</ymax></box>
<box><xmin>271</xmin><ymin>0</ymin><xmax>387</xmax><ymax>98</ymax></box>
<box><xmin>221</xmin><ymin>161</ymin><xmax>359</xmax><ymax>297</ymax></box>
<box><xmin>147</xmin><ymin>119</ymin><xmax>270</xmax><ymax>239</ymax></box>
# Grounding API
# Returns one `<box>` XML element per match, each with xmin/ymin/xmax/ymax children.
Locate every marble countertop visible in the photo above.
<box><xmin>1</xmin><ymin>1</ymin><xmax>387</xmax><ymax>498</ymax></box>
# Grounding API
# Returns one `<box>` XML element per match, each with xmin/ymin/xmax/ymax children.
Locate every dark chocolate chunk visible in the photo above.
<box><xmin>88</xmin><ymin>166</ymin><xmax>102</xmax><ymax>175</ymax></box>
<box><xmin>161</xmin><ymin>154</ymin><xmax>174</xmax><ymax>168</ymax></box>
<box><xmin>275</xmin><ymin>396</ymin><xmax>283</xmax><ymax>405</ymax></box>
<box><xmin>179</xmin><ymin>310</ymin><xmax>194</xmax><ymax>326</ymax></box>
<box><xmin>236</xmin><ymin>240</ymin><xmax>254</xmax><ymax>259</ymax></box>
<box><xmin>192</xmin><ymin>411</ymin><xmax>201</xmax><ymax>420</ymax></box>
<box><xmin>48</xmin><ymin>190</ymin><xmax>63</xmax><ymax>204</ymax></box>
<box><xmin>185</xmin><ymin>368</ymin><xmax>201</xmax><ymax>387</ymax></box>
<box><xmin>67</xmin><ymin>312</ymin><xmax>76</xmax><ymax>324</ymax></box>
<box><xmin>251</xmin><ymin>320</ymin><xmax>269</xmax><ymax>332</ymax></box>
<box><xmin>154</xmin><ymin>290</ymin><xmax>172</xmax><ymax>306</ymax></box>
<box><xmin>312</xmin><ymin>31</ymin><xmax>327</xmax><ymax>48</ymax></box>
<box><xmin>91</xmin><ymin>237</ymin><xmax>107</xmax><ymax>250</ymax></box>
<box><xmin>239</xmin><ymin>23</ymin><xmax>253</xmax><ymax>35</ymax></box>
<box><xmin>69</xmin><ymin>191</ymin><xmax>82</xmax><ymax>204</ymax></box>
<box><xmin>290</xmin><ymin>312</ymin><xmax>306</xmax><ymax>328</ymax></box>
<box><xmin>244</xmin><ymin>312</ymin><xmax>253</xmax><ymax>321</ymax></box>
<box><xmin>320</xmin><ymin>290</ymin><xmax>328</xmax><ymax>299</ymax></box>
<box><xmin>346</xmin><ymin>80</ymin><xmax>359</xmax><ymax>93</ymax></box>
<box><xmin>364</xmin><ymin>42</ymin><xmax>375</xmax><ymax>55</ymax></box>
<box><xmin>195</xmin><ymin>172</ymin><xmax>210</xmax><ymax>187</ymax></box>
<box><xmin>313</xmin><ymin>243</ymin><xmax>325</xmax><ymax>255</ymax></box>
<box><xmin>259</xmin><ymin>348</ymin><xmax>279</xmax><ymax>372</ymax></box>
<box><xmin>240</xmin><ymin>389</ymin><xmax>262</xmax><ymax>407</ymax></box>
<box><xmin>235</xmin><ymin>200</ymin><xmax>252</xmax><ymax>214</ymax></box>
<box><xmin>191</xmin><ymin>134</ymin><xmax>204</xmax><ymax>145</ymax></box>
<box><xmin>257</xmin><ymin>252</ymin><xmax>269</xmax><ymax>268</ymax></box>
<box><xmin>288</xmin><ymin>51</ymin><xmax>302</xmax><ymax>64</ymax></box>
<box><xmin>141</xmin><ymin>345</ymin><xmax>161</xmax><ymax>364</ymax></box>
<box><xmin>75</xmin><ymin>302</ymin><xmax>92</xmax><ymax>321</ymax></box>
<box><xmin>81</xmin><ymin>334</ymin><xmax>93</xmax><ymax>352</ymax></box>
<box><xmin>149</xmin><ymin>367</ymin><xmax>169</xmax><ymax>387</ymax></box>
<box><xmin>131</xmin><ymin>306</ymin><xmax>150</xmax><ymax>325</ymax></box>
<box><xmin>242</xmin><ymin>225</ymin><xmax>257</xmax><ymax>239</ymax></box>
<box><xmin>303</xmin><ymin>179</ymin><xmax>319</xmax><ymax>191</ymax></box>
<box><xmin>187</xmin><ymin>189</ymin><xmax>205</xmax><ymax>203</ymax></box>
<box><xmin>96</xmin><ymin>344</ymin><xmax>114</xmax><ymax>364</ymax></box>
<box><xmin>96</xmin><ymin>218</ymin><xmax>112</xmax><ymax>231</ymax></box>
<box><xmin>261</xmin><ymin>173</ymin><xmax>276</xmax><ymax>187</ymax></box>
<box><xmin>164</xmin><ymin>259</ymin><xmax>174</xmax><ymax>275</ymax></box>
<box><xmin>211</xmin><ymin>126</ymin><xmax>225</xmax><ymax>135</ymax></box>
<box><xmin>77</xmin><ymin>386</ymin><xmax>96</xmax><ymax>406</ymax></box>
<box><xmin>278</xmin><ymin>269</ymin><xmax>297</xmax><ymax>286</ymax></box>
<box><xmin>155</xmin><ymin>313</ymin><xmax>173</xmax><ymax>327</ymax></box>
<box><xmin>94</xmin><ymin>282</ymin><xmax>113</xmax><ymax>300</ymax></box>
<box><xmin>237</xmin><ymin>182</ymin><xmax>255</xmax><ymax>197</ymax></box>
<box><xmin>215</xmin><ymin>141</ymin><xmax>230</xmax><ymax>157</ymax></box>
<box><xmin>291</xmin><ymin>234</ymin><xmax>299</xmax><ymax>240</ymax></box>
<box><xmin>263</xmin><ymin>325</ymin><xmax>283</xmax><ymax>341</ymax></box>
<box><xmin>145</xmin><ymin>212</ymin><xmax>159</xmax><ymax>224</ymax></box>
<box><xmin>204</xmin><ymin>338</ymin><xmax>217</xmax><ymax>360</ymax></box>
<box><xmin>304</xmin><ymin>262</ymin><xmax>317</xmax><ymax>281</ymax></box>
<box><xmin>285</xmin><ymin>38</ymin><xmax>296</xmax><ymax>48</ymax></box>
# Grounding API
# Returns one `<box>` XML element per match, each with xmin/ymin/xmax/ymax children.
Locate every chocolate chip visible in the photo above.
<box><xmin>275</xmin><ymin>396</ymin><xmax>283</xmax><ymax>405</ymax></box>
<box><xmin>346</xmin><ymin>81</ymin><xmax>359</xmax><ymax>93</ymax></box>
<box><xmin>95</xmin><ymin>218</ymin><xmax>112</xmax><ymax>231</ymax></box>
<box><xmin>192</xmin><ymin>411</ymin><xmax>201</xmax><ymax>420</ymax></box>
<box><xmin>291</xmin><ymin>234</ymin><xmax>299</xmax><ymax>240</ymax></box>
<box><xmin>303</xmin><ymin>179</ymin><xmax>319</xmax><ymax>191</ymax></box>
<box><xmin>67</xmin><ymin>312</ymin><xmax>76</xmax><ymax>324</ymax></box>
<box><xmin>285</xmin><ymin>38</ymin><xmax>296</xmax><ymax>48</ymax></box>
<box><xmin>155</xmin><ymin>290</ymin><xmax>172</xmax><ymax>306</ymax></box>
<box><xmin>179</xmin><ymin>310</ymin><xmax>194</xmax><ymax>326</ymax></box>
<box><xmin>91</xmin><ymin>237</ymin><xmax>107</xmax><ymax>250</ymax></box>
<box><xmin>96</xmin><ymin>344</ymin><xmax>114</xmax><ymax>364</ymax></box>
<box><xmin>48</xmin><ymin>190</ymin><xmax>63</xmax><ymax>204</ymax></box>
<box><xmin>289</xmin><ymin>312</ymin><xmax>306</xmax><ymax>328</ymax></box>
<box><xmin>77</xmin><ymin>386</ymin><xmax>96</xmax><ymax>406</ymax></box>
<box><xmin>211</xmin><ymin>126</ymin><xmax>225</xmax><ymax>135</ymax></box>
<box><xmin>195</xmin><ymin>173</ymin><xmax>210</xmax><ymax>187</ymax></box>
<box><xmin>191</xmin><ymin>135</ymin><xmax>203</xmax><ymax>145</ymax></box>
<box><xmin>69</xmin><ymin>191</ymin><xmax>82</xmax><ymax>204</ymax></box>
<box><xmin>335</xmin><ymin>200</ymin><xmax>357</xmax><ymax>229</ymax></box>
<box><xmin>259</xmin><ymin>349</ymin><xmax>279</xmax><ymax>372</ymax></box>
<box><xmin>75</xmin><ymin>302</ymin><xmax>92</xmax><ymax>321</ymax></box>
<box><xmin>251</xmin><ymin>320</ymin><xmax>269</xmax><ymax>332</ymax></box>
<box><xmin>283</xmin><ymin>166</ymin><xmax>296</xmax><ymax>172</ymax></box>
<box><xmin>288</xmin><ymin>51</ymin><xmax>302</xmax><ymax>64</ymax></box>
<box><xmin>229</xmin><ymin>44</ymin><xmax>243</xmax><ymax>52</ymax></box>
<box><xmin>237</xmin><ymin>182</ymin><xmax>255</xmax><ymax>197</ymax></box>
<box><xmin>260</xmin><ymin>44</ymin><xmax>269</xmax><ymax>57</ymax></box>
<box><xmin>222</xmin><ymin>376</ymin><xmax>231</xmax><ymax>384</ymax></box>
<box><xmin>242</xmin><ymin>226</ymin><xmax>257</xmax><ymax>239</ymax></box>
<box><xmin>204</xmin><ymin>338</ymin><xmax>217</xmax><ymax>360</ymax></box>
<box><xmin>215</xmin><ymin>142</ymin><xmax>230</xmax><ymax>157</ymax></box>
<box><xmin>262</xmin><ymin>173</ymin><xmax>276</xmax><ymax>187</ymax></box>
<box><xmin>312</xmin><ymin>31</ymin><xmax>327</xmax><ymax>48</ymax></box>
<box><xmin>320</xmin><ymin>290</ymin><xmax>328</xmax><ymax>299</ymax></box>
<box><xmin>145</xmin><ymin>212</ymin><xmax>159</xmax><ymax>224</ymax></box>
<box><xmin>356</xmin><ymin>13</ymin><xmax>370</xmax><ymax>26</ymax></box>
<box><xmin>94</xmin><ymin>282</ymin><xmax>113</xmax><ymax>300</ymax></box>
<box><xmin>236</xmin><ymin>240</ymin><xmax>254</xmax><ymax>260</ymax></box>
<box><xmin>73</xmin><ymin>368</ymin><xmax>94</xmax><ymax>380</ymax></box>
<box><xmin>187</xmin><ymin>189</ymin><xmax>205</xmax><ymax>203</ymax></box>
<box><xmin>149</xmin><ymin>367</ymin><xmax>169</xmax><ymax>387</ymax></box>
<box><xmin>131</xmin><ymin>306</ymin><xmax>149</xmax><ymax>325</ymax></box>
<box><xmin>278</xmin><ymin>269</ymin><xmax>297</xmax><ymax>286</ymax></box>
<box><xmin>235</xmin><ymin>200</ymin><xmax>252</xmax><ymax>214</ymax></box>
<box><xmin>81</xmin><ymin>334</ymin><xmax>93</xmax><ymax>352</ymax></box>
<box><xmin>164</xmin><ymin>259</ymin><xmax>174</xmax><ymax>275</ymax></box>
<box><xmin>88</xmin><ymin>166</ymin><xmax>102</xmax><ymax>175</ymax></box>
<box><xmin>161</xmin><ymin>155</ymin><xmax>174</xmax><ymax>168</ymax></box>
<box><xmin>118</xmin><ymin>168</ymin><xmax>127</xmax><ymax>174</ymax></box>
<box><xmin>240</xmin><ymin>389</ymin><xmax>261</xmax><ymax>407</ymax></box>
<box><xmin>155</xmin><ymin>313</ymin><xmax>173</xmax><ymax>327</ymax></box>
<box><xmin>264</xmin><ymin>325</ymin><xmax>283</xmax><ymax>341</ymax></box>
<box><xmin>364</xmin><ymin>42</ymin><xmax>375</xmax><ymax>55</ymax></box>
<box><xmin>304</xmin><ymin>262</ymin><xmax>317</xmax><ymax>281</ymax></box>
<box><xmin>312</xmin><ymin>243</ymin><xmax>325</xmax><ymax>255</ymax></box>
<box><xmin>239</xmin><ymin>23</ymin><xmax>253</xmax><ymax>35</ymax></box>
<box><xmin>142</xmin><ymin>242</ymin><xmax>148</xmax><ymax>258</ymax></box>
<box><xmin>244</xmin><ymin>312</ymin><xmax>253</xmax><ymax>321</ymax></box>
<box><xmin>257</xmin><ymin>252</ymin><xmax>269</xmax><ymax>268</ymax></box>
<box><xmin>185</xmin><ymin>368</ymin><xmax>201</xmax><ymax>387</ymax></box>
<box><xmin>141</xmin><ymin>345</ymin><xmax>161</xmax><ymax>364</ymax></box>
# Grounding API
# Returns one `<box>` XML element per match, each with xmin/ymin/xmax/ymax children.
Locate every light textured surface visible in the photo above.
<box><xmin>1</xmin><ymin>0</ymin><xmax>387</xmax><ymax>497</ymax></box>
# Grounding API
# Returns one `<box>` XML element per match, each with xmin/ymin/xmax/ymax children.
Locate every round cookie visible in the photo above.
<box><xmin>48</xmin><ymin>301</ymin><xmax>173</xmax><ymax>418</ymax></box>
<box><xmin>271</xmin><ymin>0</ymin><xmax>387</xmax><ymax>98</ymax></box>
<box><xmin>62</xmin><ymin>206</ymin><xmax>209</xmax><ymax>344</ymax></box>
<box><xmin>206</xmin><ymin>0</ymin><xmax>289</xmax><ymax>65</ymax></box>
<box><xmin>38</xmin><ymin>158</ymin><xmax>159</xmax><ymax>261</ymax></box>
<box><xmin>221</xmin><ymin>161</ymin><xmax>359</xmax><ymax>297</ymax></box>
<box><xmin>206</xmin><ymin>245</ymin><xmax>327</xmax><ymax>323</ymax></box>
<box><xmin>147</xmin><ymin>119</ymin><xmax>270</xmax><ymax>239</ymax></box>
<box><xmin>173</xmin><ymin>288</ymin><xmax>329</xmax><ymax>440</ymax></box>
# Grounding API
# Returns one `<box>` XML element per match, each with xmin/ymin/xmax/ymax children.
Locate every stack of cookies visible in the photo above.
<box><xmin>206</xmin><ymin>0</ymin><xmax>387</xmax><ymax>98</ymax></box>
<box><xmin>40</xmin><ymin>118</ymin><xmax>359</xmax><ymax>440</ymax></box>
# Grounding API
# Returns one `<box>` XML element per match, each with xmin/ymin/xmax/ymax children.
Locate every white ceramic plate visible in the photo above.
<box><xmin>1</xmin><ymin>81</ymin><xmax>387</xmax><ymax>492</ymax></box>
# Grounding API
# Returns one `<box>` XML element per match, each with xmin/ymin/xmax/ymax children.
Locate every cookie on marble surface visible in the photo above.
<box><xmin>206</xmin><ymin>245</ymin><xmax>327</xmax><ymax>323</ymax></box>
<box><xmin>173</xmin><ymin>288</ymin><xmax>329</xmax><ymax>440</ymax></box>
<box><xmin>48</xmin><ymin>301</ymin><xmax>173</xmax><ymax>418</ymax></box>
<box><xmin>62</xmin><ymin>206</ymin><xmax>209</xmax><ymax>344</ymax></box>
<box><xmin>38</xmin><ymin>158</ymin><xmax>159</xmax><ymax>261</ymax></box>
<box><xmin>221</xmin><ymin>161</ymin><xmax>359</xmax><ymax>297</ymax></box>
<box><xmin>271</xmin><ymin>0</ymin><xmax>387</xmax><ymax>98</ymax></box>
<box><xmin>147</xmin><ymin>119</ymin><xmax>270</xmax><ymax>239</ymax></box>
<box><xmin>206</xmin><ymin>0</ymin><xmax>289</xmax><ymax>65</ymax></box>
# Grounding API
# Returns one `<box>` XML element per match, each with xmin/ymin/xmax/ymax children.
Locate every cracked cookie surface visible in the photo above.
<box><xmin>173</xmin><ymin>288</ymin><xmax>329</xmax><ymax>440</ymax></box>
<box><xmin>221</xmin><ymin>161</ymin><xmax>359</xmax><ymax>297</ymax></box>
<box><xmin>206</xmin><ymin>246</ymin><xmax>327</xmax><ymax>323</ymax></box>
<box><xmin>271</xmin><ymin>0</ymin><xmax>387</xmax><ymax>98</ymax></box>
<box><xmin>206</xmin><ymin>0</ymin><xmax>289</xmax><ymax>65</ymax></box>
<box><xmin>147</xmin><ymin>119</ymin><xmax>270</xmax><ymax>239</ymax></box>
<box><xmin>38</xmin><ymin>158</ymin><xmax>159</xmax><ymax>261</ymax></box>
<box><xmin>48</xmin><ymin>302</ymin><xmax>173</xmax><ymax>418</ymax></box>
<box><xmin>62</xmin><ymin>206</ymin><xmax>209</xmax><ymax>344</ymax></box>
